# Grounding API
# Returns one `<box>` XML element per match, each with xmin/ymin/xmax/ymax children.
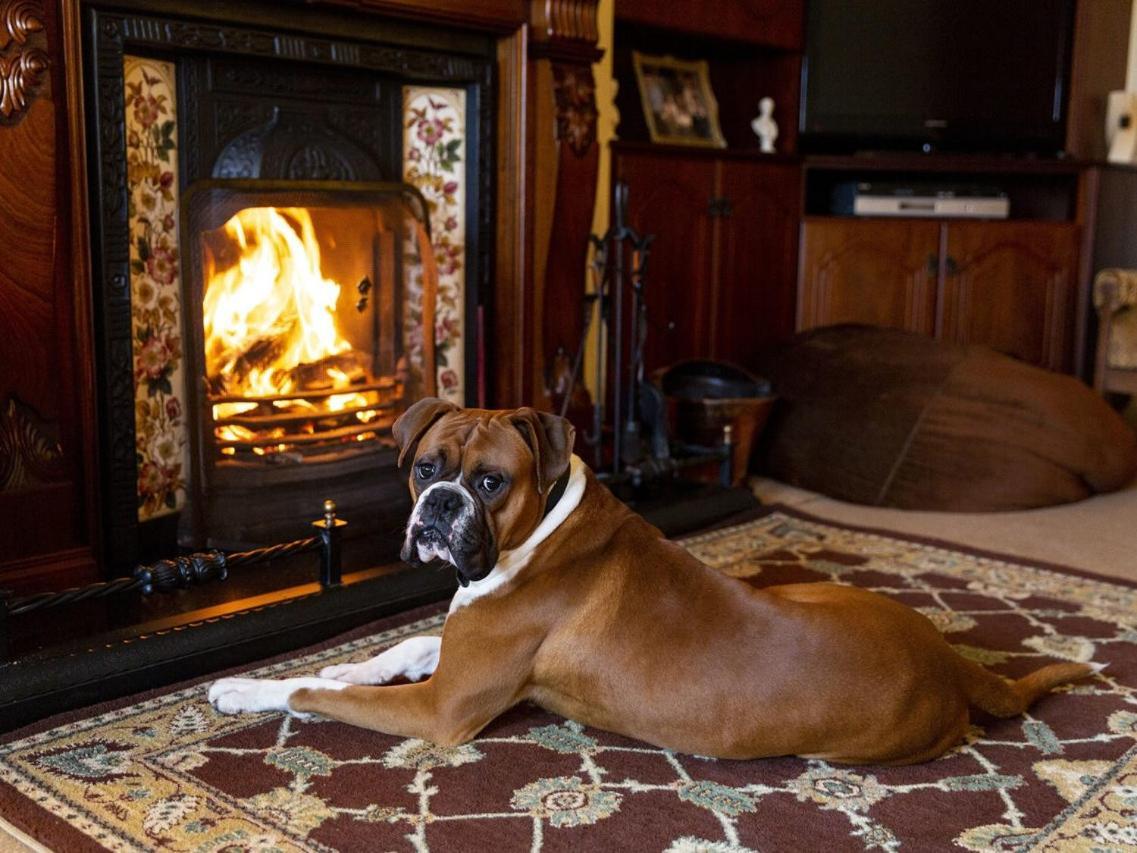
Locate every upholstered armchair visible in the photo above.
<box><xmin>1093</xmin><ymin>269</ymin><xmax>1137</xmax><ymax>395</ymax></box>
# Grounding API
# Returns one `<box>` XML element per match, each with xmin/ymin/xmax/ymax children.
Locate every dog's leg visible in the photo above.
<box><xmin>210</xmin><ymin>624</ymin><xmax>537</xmax><ymax>745</ymax></box>
<box><xmin>318</xmin><ymin>635</ymin><xmax>441</xmax><ymax>684</ymax></box>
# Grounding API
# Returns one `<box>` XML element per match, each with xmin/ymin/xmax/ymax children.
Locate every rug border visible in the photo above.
<box><xmin>0</xmin><ymin>601</ymin><xmax>447</xmax><ymax>852</ymax></box>
<box><xmin>759</xmin><ymin>502</ymin><xmax>1137</xmax><ymax>591</ymax></box>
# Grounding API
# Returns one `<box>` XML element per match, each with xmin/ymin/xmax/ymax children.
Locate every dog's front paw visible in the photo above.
<box><xmin>318</xmin><ymin>636</ymin><xmax>441</xmax><ymax>684</ymax></box>
<box><xmin>318</xmin><ymin>661</ymin><xmax>393</xmax><ymax>685</ymax></box>
<box><xmin>208</xmin><ymin>677</ymin><xmax>295</xmax><ymax>715</ymax></box>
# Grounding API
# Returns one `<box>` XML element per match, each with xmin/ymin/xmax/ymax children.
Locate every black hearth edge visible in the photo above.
<box><xmin>0</xmin><ymin>485</ymin><xmax>757</xmax><ymax>733</ymax></box>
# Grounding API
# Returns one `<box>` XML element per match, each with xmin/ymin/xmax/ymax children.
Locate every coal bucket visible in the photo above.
<box><xmin>657</xmin><ymin>360</ymin><xmax>775</xmax><ymax>486</ymax></box>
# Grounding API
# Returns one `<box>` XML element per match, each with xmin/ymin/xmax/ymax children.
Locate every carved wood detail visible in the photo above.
<box><xmin>528</xmin><ymin>0</ymin><xmax>602</xmax><ymax>63</ymax></box>
<box><xmin>0</xmin><ymin>0</ymin><xmax>41</xmax><ymax>49</ymax></box>
<box><xmin>552</xmin><ymin>62</ymin><xmax>597</xmax><ymax>156</ymax></box>
<box><xmin>0</xmin><ymin>397</ymin><xmax>65</xmax><ymax>490</ymax></box>
<box><xmin>530</xmin><ymin>0</ymin><xmax>600</xmax><ymax>43</ymax></box>
<box><xmin>522</xmin><ymin>0</ymin><xmax>601</xmax><ymax>407</ymax></box>
<box><xmin>0</xmin><ymin>0</ymin><xmax>47</xmax><ymax>122</ymax></box>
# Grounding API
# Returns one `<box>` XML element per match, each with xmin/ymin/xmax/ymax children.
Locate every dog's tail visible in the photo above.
<box><xmin>960</xmin><ymin>659</ymin><xmax>1098</xmax><ymax>718</ymax></box>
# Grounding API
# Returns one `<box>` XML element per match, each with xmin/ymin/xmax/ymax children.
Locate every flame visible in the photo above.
<box><xmin>203</xmin><ymin>205</ymin><xmax>391</xmax><ymax>457</ymax></box>
<box><xmin>203</xmin><ymin>207</ymin><xmax>351</xmax><ymax>402</ymax></box>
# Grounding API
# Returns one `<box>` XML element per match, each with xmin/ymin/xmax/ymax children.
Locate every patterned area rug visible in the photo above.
<box><xmin>2</xmin><ymin>507</ymin><xmax>1136</xmax><ymax>852</ymax></box>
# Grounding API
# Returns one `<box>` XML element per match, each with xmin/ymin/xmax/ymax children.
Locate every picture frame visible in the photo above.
<box><xmin>632</xmin><ymin>52</ymin><xmax>726</xmax><ymax>149</ymax></box>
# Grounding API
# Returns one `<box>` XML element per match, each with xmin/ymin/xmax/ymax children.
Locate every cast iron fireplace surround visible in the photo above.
<box><xmin>84</xmin><ymin>1</ymin><xmax>495</xmax><ymax>571</ymax></box>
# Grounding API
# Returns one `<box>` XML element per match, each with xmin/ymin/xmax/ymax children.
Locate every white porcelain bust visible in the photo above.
<box><xmin>751</xmin><ymin>97</ymin><xmax>778</xmax><ymax>154</ymax></box>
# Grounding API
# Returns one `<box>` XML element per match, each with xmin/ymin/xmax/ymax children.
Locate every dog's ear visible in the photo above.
<box><xmin>510</xmin><ymin>408</ymin><xmax>576</xmax><ymax>494</ymax></box>
<box><xmin>394</xmin><ymin>397</ymin><xmax>459</xmax><ymax>467</ymax></box>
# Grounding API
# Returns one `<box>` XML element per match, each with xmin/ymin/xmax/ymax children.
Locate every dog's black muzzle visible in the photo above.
<box><xmin>401</xmin><ymin>486</ymin><xmax>497</xmax><ymax>587</ymax></box>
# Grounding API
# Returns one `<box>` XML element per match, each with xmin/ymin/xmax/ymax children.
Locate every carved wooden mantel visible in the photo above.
<box><xmin>524</xmin><ymin>0</ymin><xmax>603</xmax><ymax>408</ymax></box>
<box><xmin>0</xmin><ymin>0</ymin><xmax>50</xmax><ymax>122</ymax></box>
<box><xmin>0</xmin><ymin>0</ymin><xmax>602</xmax><ymax>589</ymax></box>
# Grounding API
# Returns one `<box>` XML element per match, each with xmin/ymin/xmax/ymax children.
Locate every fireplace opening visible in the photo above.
<box><xmin>182</xmin><ymin>181</ymin><xmax>436</xmax><ymax>550</ymax></box>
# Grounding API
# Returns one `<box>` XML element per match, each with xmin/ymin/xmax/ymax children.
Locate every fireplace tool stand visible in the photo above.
<box><xmin>565</xmin><ymin>182</ymin><xmax>732</xmax><ymax>490</ymax></box>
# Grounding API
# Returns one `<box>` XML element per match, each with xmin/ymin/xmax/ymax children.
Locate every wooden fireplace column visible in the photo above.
<box><xmin>0</xmin><ymin>0</ymin><xmax>602</xmax><ymax>587</ymax></box>
<box><xmin>0</xmin><ymin>0</ymin><xmax>100</xmax><ymax>593</ymax></box>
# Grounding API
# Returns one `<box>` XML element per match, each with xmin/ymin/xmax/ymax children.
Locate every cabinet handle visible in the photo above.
<box><xmin>927</xmin><ymin>254</ymin><xmax>938</xmax><ymax>276</ymax></box>
<box><xmin>945</xmin><ymin>256</ymin><xmax>959</xmax><ymax>276</ymax></box>
<box><xmin>707</xmin><ymin>197</ymin><xmax>732</xmax><ymax>218</ymax></box>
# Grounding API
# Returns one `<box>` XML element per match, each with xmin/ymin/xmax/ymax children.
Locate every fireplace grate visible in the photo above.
<box><xmin>212</xmin><ymin>376</ymin><xmax>404</xmax><ymax>461</ymax></box>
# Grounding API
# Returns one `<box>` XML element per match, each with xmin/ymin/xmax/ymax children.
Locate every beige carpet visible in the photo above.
<box><xmin>751</xmin><ymin>476</ymin><xmax>1137</xmax><ymax>584</ymax></box>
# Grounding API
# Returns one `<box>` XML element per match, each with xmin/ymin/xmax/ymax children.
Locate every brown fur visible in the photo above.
<box><xmin>292</xmin><ymin>412</ymin><xmax>1093</xmax><ymax>764</ymax></box>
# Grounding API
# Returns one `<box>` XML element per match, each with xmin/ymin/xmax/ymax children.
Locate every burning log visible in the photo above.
<box><xmin>289</xmin><ymin>351</ymin><xmax>371</xmax><ymax>391</ymax></box>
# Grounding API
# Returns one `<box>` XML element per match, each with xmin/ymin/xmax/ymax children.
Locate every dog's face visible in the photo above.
<box><xmin>393</xmin><ymin>399</ymin><xmax>575</xmax><ymax>586</ymax></box>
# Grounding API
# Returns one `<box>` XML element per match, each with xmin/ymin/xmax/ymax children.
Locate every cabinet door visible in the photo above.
<box><xmin>942</xmin><ymin>222</ymin><xmax>1078</xmax><ymax>371</ymax></box>
<box><xmin>616</xmin><ymin>152</ymin><xmax>716</xmax><ymax>373</ymax></box>
<box><xmin>714</xmin><ymin>160</ymin><xmax>801</xmax><ymax>366</ymax></box>
<box><xmin>798</xmin><ymin>220</ymin><xmax>940</xmax><ymax>335</ymax></box>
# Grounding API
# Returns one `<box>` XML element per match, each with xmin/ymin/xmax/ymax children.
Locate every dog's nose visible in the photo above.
<box><xmin>422</xmin><ymin>487</ymin><xmax>462</xmax><ymax>524</ymax></box>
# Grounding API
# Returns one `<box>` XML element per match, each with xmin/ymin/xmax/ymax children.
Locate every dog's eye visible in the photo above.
<box><xmin>479</xmin><ymin>474</ymin><xmax>503</xmax><ymax>494</ymax></box>
<box><xmin>415</xmin><ymin>461</ymin><xmax>436</xmax><ymax>480</ymax></box>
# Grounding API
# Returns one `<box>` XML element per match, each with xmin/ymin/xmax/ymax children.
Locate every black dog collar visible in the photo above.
<box><xmin>453</xmin><ymin>467</ymin><xmax>571</xmax><ymax>589</ymax></box>
<box><xmin>542</xmin><ymin>467</ymin><xmax>572</xmax><ymax>521</ymax></box>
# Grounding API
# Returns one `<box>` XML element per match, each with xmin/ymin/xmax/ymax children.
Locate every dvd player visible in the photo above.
<box><xmin>831</xmin><ymin>181</ymin><xmax>1010</xmax><ymax>219</ymax></box>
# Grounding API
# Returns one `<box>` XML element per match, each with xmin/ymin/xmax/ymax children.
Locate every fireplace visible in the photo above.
<box><xmin>83</xmin><ymin>5</ymin><xmax>496</xmax><ymax>568</ymax></box>
<box><xmin>181</xmin><ymin>181</ymin><xmax>437</xmax><ymax>547</ymax></box>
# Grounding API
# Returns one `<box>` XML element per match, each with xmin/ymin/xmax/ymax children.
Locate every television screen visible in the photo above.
<box><xmin>801</xmin><ymin>0</ymin><xmax>1076</xmax><ymax>154</ymax></box>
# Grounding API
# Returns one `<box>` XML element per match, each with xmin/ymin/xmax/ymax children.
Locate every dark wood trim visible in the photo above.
<box><xmin>523</xmin><ymin>0</ymin><xmax>602</xmax><ymax>408</ymax></box>
<box><xmin>61</xmin><ymin>0</ymin><xmax>102</xmax><ymax>580</ymax></box>
<box><xmin>1065</xmin><ymin>0</ymin><xmax>1131</xmax><ymax>160</ymax></box>
<box><xmin>310</xmin><ymin>0</ymin><xmax>527</xmax><ymax>33</ymax></box>
<box><xmin>1074</xmin><ymin>167</ymin><xmax>1099</xmax><ymax>380</ymax></box>
<box><xmin>0</xmin><ymin>548</ymin><xmax>99</xmax><ymax>595</ymax></box>
<box><xmin>492</xmin><ymin>25</ymin><xmax>530</xmax><ymax>406</ymax></box>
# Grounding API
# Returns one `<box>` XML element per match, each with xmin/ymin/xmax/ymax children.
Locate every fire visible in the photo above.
<box><xmin>203</xmin><ymin>207</ymin><xmax>351</xmax><ymax>400</ymax></box>
<box><xmin>202</xmin><ymin>206</ymin><xmax>387</xmax><ymax>457</ymax></box>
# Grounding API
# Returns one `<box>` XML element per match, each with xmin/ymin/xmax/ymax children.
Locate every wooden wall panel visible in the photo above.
<box><xmin>1065</xmin><ymin>0</ymin><xmax>1131</xmax><ymax>160</ymax></box>
<box><xmin>0</xmin><ymin>0</ymin><xmax>98</xmax><ymax>591</ymax></box>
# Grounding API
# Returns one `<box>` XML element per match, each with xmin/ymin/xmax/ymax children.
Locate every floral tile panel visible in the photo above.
<box><xmin>124</xmin><ymin>56</ymin><xmax>188</xmax><ymax>521</ymax></box>
<box><xmin>403</xmin><ymin>86</ymin><xmax>466</xmax><ymax>405</ymax></box>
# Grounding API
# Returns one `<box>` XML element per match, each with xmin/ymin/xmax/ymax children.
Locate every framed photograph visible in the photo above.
<box><xmin>632</xmin><ymin>52</ymin><xmax>726</xmax><ymax>148</ymax></box>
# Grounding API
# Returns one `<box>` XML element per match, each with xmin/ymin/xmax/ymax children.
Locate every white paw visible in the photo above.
<box><xmin>207</xmin><ymin>676</ymin><xmax>348</xmax><ymax>717</ymax></box>
<box><xmin>208</xmin><ymin>677</ymin><xmax>288</xmax><ymax>715</ymax></box>
<box><xmin>319</xmin><ymin>636</ymin><xmax>441</xmax><ymax>685</ymax></box>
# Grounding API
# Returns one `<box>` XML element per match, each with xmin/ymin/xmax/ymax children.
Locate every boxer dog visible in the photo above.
<box><xmin>210</xmin><ymin>398</ymin><xmax>1095</xmax><ymax>764</ymax></box>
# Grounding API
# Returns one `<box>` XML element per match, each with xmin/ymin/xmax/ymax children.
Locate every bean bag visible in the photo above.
<box><xmin>753</xmin><ymin>325</ymin><xmax>1137</xmax><ymax>511</ymax></box>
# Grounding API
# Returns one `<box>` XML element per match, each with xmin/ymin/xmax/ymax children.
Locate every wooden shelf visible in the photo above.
<box><xmin>801</xmin><ymin>156</ymin><xmax>1083</xmax><ymax>222</ymax></box>
<box><xmin>611</xmin><ymin>140</ymin><xmax>799</xmax><ymax>164</ymax></box>
<box><xmin>803</xmin><ymin>153</ymin><xmax>1085</xmax><ymax>176</ymax></box>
